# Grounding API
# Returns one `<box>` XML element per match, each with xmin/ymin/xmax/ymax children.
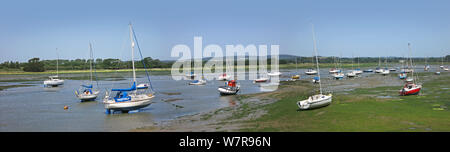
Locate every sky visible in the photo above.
<box><xmin>0</xmin><ymin>0</ymin><xmax>449</xmax><ymax>62</ymax></box>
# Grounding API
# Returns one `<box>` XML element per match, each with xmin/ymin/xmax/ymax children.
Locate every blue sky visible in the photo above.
<box><xmin>0</xmin><ymin>0</ymin><xmax>449</xmax><ymax>62</ymax></box>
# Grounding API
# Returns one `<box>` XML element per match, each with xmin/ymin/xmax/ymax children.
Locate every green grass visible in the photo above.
<box><xmin>0</xmin><ymin>62</ymin><xmax>408</xmax><ymax>75</ymax></box>
<box><xmin>240</xmin><ymin>75</ymin><xmax>450</xmax><ymax>132</ymax></box>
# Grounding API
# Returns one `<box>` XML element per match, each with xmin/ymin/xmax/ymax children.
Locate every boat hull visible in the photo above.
<box><xmin>399</xmin><ymin>86</ymin><xmax>421</xmax><ymax>96</ymax></box>
<box><xmin>77</xmin><ymin>91</ymin><xmax>100</xmax><ymax>101</ymax></box>
<box><xmin>218</xmin><ymin>86</ymin><xmax>239</xmax><ymax>95</ymax></box>
<box><xmin>44</xmin><ymin>79</ymin><xmax>64</xmax><ymax>86</ymax></box>
<box><xmin>305</xmin><ymin>71</ymin><xmax>317</xmax><ymax>75</ymax></box>
<box><xmin>104</xmin><ymin>95</ymin><xmax>154</xmax><ymax>112</ymax></box>
<box><xmin>297</xmin><ymin>94</ymin><xmax>332</xmax><ymax>110</ymax></box>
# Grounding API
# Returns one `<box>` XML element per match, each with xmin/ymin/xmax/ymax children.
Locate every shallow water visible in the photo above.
<box><xmin>0</xmin><ymin>72</ymin><xmax>277</xmax><ymax>131</ymax></box>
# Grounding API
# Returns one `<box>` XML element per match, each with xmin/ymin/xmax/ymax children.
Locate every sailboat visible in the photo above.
<box><xmin>291</xmin><ymin>56</ymin><xmax>300</xmax><ymax>80</ymax></box>
<box><xmin>44</xmin><ymin>48</ymin><xmax>64</xmax><ymax>87</ymax></box>
<box><xmin>375</xmin><ymin>56</ymin><xmax>383</xmax><ymax>73</ymax></box>
<box><xmin>305</xmin><ymin>56</ymin><xmax>318</xmax><ymax>75</ymax></box>
<box><xmin>381</xmin><ymin>57</ymin><xmax>390</xmax><ymax>75</ymax></box>
<box><xmin>346</xmin><ymin>54</ymin><xmax>357</xmax><ymax>78</ymax></box>
<box><xmin>297</xmin><ymin>24</ymin><xmax>332</xmax><ymax>110</ymax></box>
<box><xmin>441</xmin><ymin>55</ymin><xmax>449</xmax><ymax>71</ymax></box>
<box><xmin>189</xmin><ymin>76</ymin><xmax>207</xmax><ymax>85</ymax></box>
<box><xmin>75</xmin><ymin>43</ymin><xmax>100</xmax><ymax>101</ymax></box>
<box><xmin>424</xmin><ymin>57</ymin><xmax>430</xmax><ymax>71</ymax></box>
<box><xmin>332</xmin><ymin>55</ymin><xmax>344</xmax><ymax>79</ymax></box>
<box><xmin>399</xmin><ymin>43</ymin><xmax>422</xmax><ymax>96</ymax></box>
<box><xmin>354</xmin><ymin>56</ymin><xmax>363</xmax><ymax>74</ymax></box>
<box><xmin>103</xmin><ymin>23</ymin><xmax>155</xmax><ymax>114</ymax></box>
<box><xmin>329</xmin><ymin>56</ymin><xmax>340</xmax><ymax>73</ymax></box>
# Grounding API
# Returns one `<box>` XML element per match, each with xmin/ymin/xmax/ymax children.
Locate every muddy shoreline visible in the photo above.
<box><xmin>133</xmin><ymin>72</ymin><xmax>442</xmax><ymax>132</ymax></box>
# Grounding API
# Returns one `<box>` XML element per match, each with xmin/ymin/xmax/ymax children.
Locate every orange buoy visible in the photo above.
<box><xmin>64</xmin><ymin>105</ymin><xmax>69</xmax><ymax>110</ymax></box>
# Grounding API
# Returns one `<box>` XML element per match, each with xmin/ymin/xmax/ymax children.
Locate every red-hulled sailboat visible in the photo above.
<box><xmin>399</xmin><ymin>43</ymin><xmax>422</xmax><ymax>96</ymax></box>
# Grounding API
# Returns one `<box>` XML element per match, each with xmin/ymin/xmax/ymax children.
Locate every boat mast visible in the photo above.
<box><xmin>351</xmin><ymin>53</ymin><xmax>354</xmax><ymax>70</ymax></box>
<box><xmin>357</xmin><ymin>56</ymin><xmax>360</xmax><ymax>69</ymax></box>
<box><xmin>295</xmin><ymin>56</ymin><xmax>298</xmax><ymax>72</ymax></box>
<box><xmin>378</xmin><ymin>56</ymin><xmax>381</xmax><ymax>68</ymax></box>
<box><xmin>56</xmin><ymin>48</ymin><xmax>59</xmax><ymax>77</ymax></box>
<box><xmin>89</xmin><ymin>43</ymin><xmax>93</xmax><ymax>84</ymax></box>
<box><xmin>311</xmin><ymin>24</ymin><xmax>322</xmax><ymax>94</ymax></box>
<box><xmin>408</xmin><ymin>43</ymin><xmax>415</xmax><ymax>84</ymax></box>
<box><xmin>129</xmin><ymin>23</ymin><xmax>136</xmax><ymax>84</ymax></box>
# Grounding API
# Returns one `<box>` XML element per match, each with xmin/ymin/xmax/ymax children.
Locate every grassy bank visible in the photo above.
<box><xmin>0</xmin><ymin>62</ymin><xmax>413</xmax><ymax>75</ymax></box>
<box><xmin>240</xmin><ymin>74</ymin><xmax>450</xmax><ymax>132</ymax></box>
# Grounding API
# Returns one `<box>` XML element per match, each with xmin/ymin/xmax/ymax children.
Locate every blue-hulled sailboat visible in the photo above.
<box><xmin>103</xmin><ymin>23</ymin><xmax>155</xmax><ymax>114</ymax></box>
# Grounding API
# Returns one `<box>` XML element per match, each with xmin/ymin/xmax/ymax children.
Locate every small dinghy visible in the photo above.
<box><xmin>291</xmin><ymin>75</ymin><xmax>300</xmax><ymax>80</ymax></box>
<box><xmin>189</xmin><ymin>79</ymin><xmax>206</xmax><ymax>85</ymax></box>
<box><xmin>218</xmin><ymin>80</ymin><xmax>240</xmax><ymax>95</ymax></box>
<box><xmin>217</xmin><ymin>73</ymin><xmax>231</xmax><ymax>81</ymax></box>
<box><xmin>305</xmin><ymin>69</ymin><xmax>317</xmax><ymax>75</ymax></box>
<box><xmin>444</xmin><ymin>67</ymin><xmax>449</xmax><ymax>71</ymax></box>
<box><xmin>435</xmin><ymin>71</ymin><xmax>441</xmax><ymax>75</ymax></box>
<box><xmin>254</xmin><ymin>77</ymin><xmax>269</xmax><ymax>83</ymax></box>
<box><xmin>267</xmin><ymin>71</ymin><xmax>282</xmax><ymax>76</ymax></box>
<box><xmin>389</xmin><ymin>68</ymin><xmax>396</xmax><ymax>71</ymax></box>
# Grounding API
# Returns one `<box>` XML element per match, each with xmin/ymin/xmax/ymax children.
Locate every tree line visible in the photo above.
<box><xmin>0</xmin><ymin>55</ymin><xmax>448</xmax><ymax>72</ymax></box>
<box><xmin>0</xmin><ymin>57</ymin><xmax>174</xmax><ymax>72</ymax></box>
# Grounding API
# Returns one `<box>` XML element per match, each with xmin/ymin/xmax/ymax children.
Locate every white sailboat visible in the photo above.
<box><xmin>305</xmin><ymin>53</ymin><xmax>317</xmax><ymax>75</ymax></box>
<box><xmin>103</xmin><ymin>23</ymin><xmax>155</xmax><ymax>114</ymax></box>
<box><xmin>354</xmin><ymin>56</ymin><xmax>363</xmax><ymax>74</ymax></box>
<box><xmin>297</xmin><ymin>24</ymin><xmax>332</xmax><ymax>110</ymax></box>
<box><xmin>346</xmin><ymin>54</ymin><xmax>357</xmax><ymax>78</ymax></box>
<box><xmin>44</xmin><ymin>48</ymin><xmax>64</xmax><ymax>87</ymax></box>
<box><xmin>189</xmin><ymin>76</ymin><xmax>207</xmax><ymax>85</ymax></box>
<box><xmin>75</xmin><ymin>43</ymin><xmax>100</xmax><ymax>101</ymax></box>
<box><xmin>381</xmin><ymin>57</ymin><xmax>390</xmax><ymax>75</ymax></box>
<box><xmin>375</xmin><ymin>56</ymin><xmax>383</xmax><ymax>73</ymax></box>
